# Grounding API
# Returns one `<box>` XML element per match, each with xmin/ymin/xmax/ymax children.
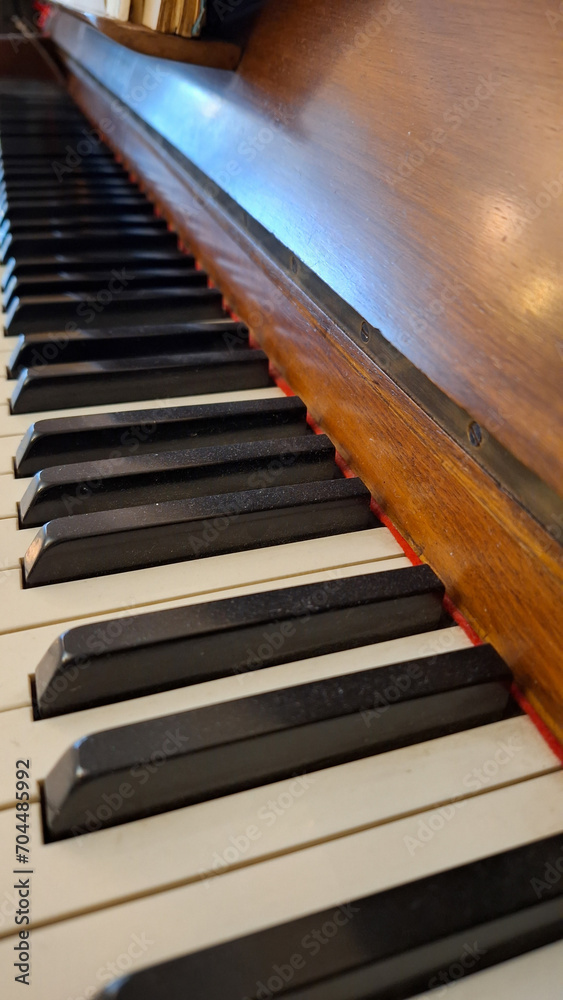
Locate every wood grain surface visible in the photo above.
<box><xmin>68</xmin><ymin>62</ymin><xmax>563</xmax><ymax>742</ymax></box>
<box><xmin>51</xmin><ymin>0</ymin><xmax>563</xmax><ymax>497</ymax></box>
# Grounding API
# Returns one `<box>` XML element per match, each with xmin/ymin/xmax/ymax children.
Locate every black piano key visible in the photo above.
<box><xmin>7</xmin><ymin>318</ymin><xmax>245</xmax><ymax>376</ymax></box>
<box><xmin>1</xmin><ymin>197</ymin><xmax>149</xmax><ymax>219</ymax></box>
<box><xmin>93</xmin><ymin>834</ymin><xmax>563</xmax><ymax>1000</ymax></box>
<box><xmin>3</xmin><ymin>268</ymin><xmax>207</xmax><ymax>314</ymax></box>
<box><xmin>23</xmin><ymin>478</ymin><xmax>376</xmax><ymax>587</ymax></box>
<box><xmin>0</xmin><ymin>213</ymin><xmax>165</xmax><ymax>237</ymax></box>
<box><xmin>11</xmin><ymin>349</ymin><xmax>268</xmax><ymax>414</ymax></box>
<box><xmin>14</xmin><ymin>396</ymin><xmax>309</xmax><ymax>476</ymax></box>
<box><xmin>0</xmin><ymin>155</ymin><xmax>124</xmax><ymax>170</ymax></box>
<box><xmin>2</xmin><ymin>250</ymin><xmax>196</xmax><ymax>287</ymax></box>
<box><xmin>0</xmin><ymin>146</ymin><xmax>126</xmax><ymax>164</ymax></box>
<box><xmin>0</xmin><ymin>212</ymin><xmax>164</xmax><ymax>237</ymax></box>
<box><xmin>42</xmin><ymin>643</ymin><xmax>512</xmax><ymax>839</ymax></box>
<box><xmin>1</xmin><ymin>225</ymin><xmax>178</xmax><ymax>262</ymax></box>
<box><xmin>0</xmin><ymin>179</ymin><xmax>136</xmax><ymax>197</ymax></box>
<box><xmin>35</xmin><ymin>565</ymin><xmax>446</xmax><ymax>717</ymax></box>
<box><xmin>4</xmin><ymin>284</ymin><xmax>219</xmax><ymax>336</ymax></box>
<box><xmin>20</xmin><ymin>434</ymin><xmax>339</xmax><ymax>527</ymax></box>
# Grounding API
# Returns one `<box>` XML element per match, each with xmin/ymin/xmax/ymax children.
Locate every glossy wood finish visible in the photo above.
<box><xmin>67</xmin><ymin>64</ymin><xmax>563</xmax><ymax>742</ymax></box>
<box><xmin>48</xmin><ymin>6</ymin><xmax>241</xmax><ymax>68</ymax></box>
<box><xmin>51</xmin><ymin>0</ymin><xmax>563</xmax><ymax>497</ymax></box>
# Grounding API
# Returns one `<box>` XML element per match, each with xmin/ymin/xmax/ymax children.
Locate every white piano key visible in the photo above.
<box><xmin>0</xmin><ymin>433</ymin><xmax>19</xmax><ymax>474</ymax></box>
<box><xmin>0</xmin><ymin>475</ymin><xmax>28</xmax><ymax>517</ymax></box>
<box><xmin>0</xmin><ymin>527</ymin><xmax>406</xmax><ymax>633</ymax></box>
<box><xmin>0</xmin><ymin>475</ymin><xmax>25</xmax><ymax>521</ymax></box>
<box><xmin>0</xmin><ymin>516</ymin><xmax>35</xmax><ymax>568</ymax></box>
<box><xmin>0</xmin><ymin>384</ymin><xmax>285</xmax><ymax>437</ymax></box>
<box><xmin>0</xmin><ymin>715</ymin><xmax>556</xmax><ymax>936</ymax></box>
<box><xmin>0</xmin><ymin>556</ymin><xmax>421</xmax><ymax>712</ymax></box>
<box><xmin>0</xmin><ymin>615</ymin><xmax>456</xmax><ymax>806</ymax></box>
<box><xmin>0</xmin><ymin>769</ymin><xmax>561</xmax><ymax>1000</ymax></box>
<box><xmin>411</xmin><ymin>940</ymin><xmax>563</xmax><ymax>1000</ymax></box>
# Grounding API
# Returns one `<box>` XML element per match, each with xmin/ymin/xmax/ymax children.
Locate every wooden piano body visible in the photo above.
<box><xmin>32</xmin><ymin>0</ymin><xmax>563</xmax><ymax>737</ymax></box>
<box><xmin>0</xmin><ymin>1</ymin><xmax>561</xmax><ymax>996</ymax></box>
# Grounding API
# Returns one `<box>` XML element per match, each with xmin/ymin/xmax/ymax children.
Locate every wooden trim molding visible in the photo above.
<box><xmin>67</xmin><ymin>63</ymin><xmax>563</xmax><ymax>743</ymax></box>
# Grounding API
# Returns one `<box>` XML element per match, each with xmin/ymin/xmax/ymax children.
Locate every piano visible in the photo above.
<box><xmin>0</xmin><ymin>2</ymin><xmax>561</xmax><ymax>997</ymax></box>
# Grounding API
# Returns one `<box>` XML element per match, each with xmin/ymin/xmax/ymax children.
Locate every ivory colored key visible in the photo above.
<box><xmin>0</xmin><ymin>715</ymin><xmax>556</xmax><ymax>933</ymax></box>
<box><xmin>0</xmin><ymin>771</ymin><xmax>561</xmax><ymax>1000</ymax></box>
<box><xmin>410</xmin><ymin>941</ymin><xmax>563</xmax><ymax>1000</ymax></box>
<box><xmin>0</xmin><ymin>528</ymin><xmax>406</xmax><ymax>633</ymax></box>
<box><xmin>0</xmin><ymin>559</ymin><xmax>417</xmax><ymax>712</ymax></box>
<box><xmin>0</xmin><ymin>435</ymin><xmax>20</xmax><ymax>473</ymax></box>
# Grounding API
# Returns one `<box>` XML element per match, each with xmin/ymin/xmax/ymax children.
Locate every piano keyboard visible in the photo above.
<box><xmin>0</xmin><ymin>81</ymin><xmax>561</xmax><ymax>1000</ymax></box>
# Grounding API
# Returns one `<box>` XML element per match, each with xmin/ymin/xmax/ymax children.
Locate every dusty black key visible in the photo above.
<box><xmin>2</xmin><ymin>249</ymin><xmax>195</xmax><ymax>287</ymax></box>
<box><xmin>1</xmin><ymin>225</ymin><xmax>177</xmax><ymax>262</ymax></box>
<box><xmin>3</xmin><ymin>268</ymin><xmax>205</xmax><ymax>316</ymax></box>
<box><xmin>0</xmin><ymin>156</ymin><xmax>121</xmax><ymax>173</ymax></box>
<box><xmin>41</xmin><ymin>643</ymin><xmax>512</xmax><ymax>838</ymax></box>
<box><xmin>14</xmin><ymin>396</ymin><xmax>309</xmax><ymax>476</ymax></box>
<box><xmin>0</xmin><ymin>145</ymin><xmax>125</xmax><ymax>163</ymax></box>
<box><xmin>7</xmin><ymin>318</ymin><xmax>244</xmax><ymax>375</ymax></box>
<box><xmin>11</xmin><ymin>347</ymin><xmax>265</xmax><ymax>414</ymax></box>
<box><xmin>93</xmin><ymin>834</ymin><xmax>563</xmax><ymax>1000</ymax></box>
<box><xmin>0</xmin><ymin>212</ymin><xmax>165</xmax><ymax>237</ymax></box>
<box><xmin>4</xmin><ymin>284</ymin><xmax>218</xmax><ymax>336</ymax></box>
<box><xmin>20</xmin><ymin>434</ymin><xmax>339</xmax><ymax>527</ymax></box>
<box><xmin>35</xmin><ymin>565</ymin><xmax>446</xmax><ymax>716</ymax></box>
<box><xmin>23</xmin><ymin>478</ymin><xmax>375</xmax><ymax>586</ymax></box>
<box><xmin>0</xmin><ymin>196</ymin><xmax>149</xmax><ymax>220</ymax></box>
<box><xmin>0</xmin><ymin>179</ymin><xmax>135</xmax><ymax>197</ymax></box>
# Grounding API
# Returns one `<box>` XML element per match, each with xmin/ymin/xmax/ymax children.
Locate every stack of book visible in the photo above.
<box><xmin>55</xmin><ymin>0</ymin><xmax>206</xmax><ymax>37</ymax></box>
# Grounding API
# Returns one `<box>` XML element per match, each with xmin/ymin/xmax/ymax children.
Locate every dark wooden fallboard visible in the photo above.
<box><xmin>48</xmin><ymin>0</ymin><xmax>563</xmax><ymax>498</ymax></box>
<box><xmin>14</xmin><ymin>1</ymin><xmax>563</xmax><ymax>736</ymax></box>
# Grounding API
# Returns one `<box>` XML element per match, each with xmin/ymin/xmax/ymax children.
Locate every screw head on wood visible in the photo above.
<box><xmin>468</xmin><ymin>421</ymin><xmax>483</xmax><ymax>447</ymax></box>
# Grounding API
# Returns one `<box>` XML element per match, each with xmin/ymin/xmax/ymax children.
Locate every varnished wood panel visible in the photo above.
<box><xmin>51</xmin><ymin>0</ymin><xmax>563</xmax><ymax>496</ymax></box>
<box><xmin>68</xmin><ymin>65</ymin><xmax>563</xmax><ymax>741</ymax></box>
